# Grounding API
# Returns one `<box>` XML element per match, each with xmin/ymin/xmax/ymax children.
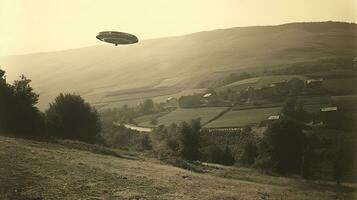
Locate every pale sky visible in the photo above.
<box><xmin>0</xmin><ymin>0</ymin><xmax>356</xmax><ymax>56</ymax></box>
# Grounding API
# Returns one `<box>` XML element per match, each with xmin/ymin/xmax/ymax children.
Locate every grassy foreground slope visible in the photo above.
<box><xmin>1</xmin><ymin>136</ymin><xmax>356</xmax><ymax>200</ymax></box>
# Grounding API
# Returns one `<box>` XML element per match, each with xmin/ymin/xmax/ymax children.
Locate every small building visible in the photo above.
<box><xmin>202</xmin><ymin>93</ymin><xmax>220</xmax><ymax>105</ymax></box>
<box><xmin>305</xmin><ymin>78</ymin><xmax>323</xmax><ymax>85</ymax></box>
<box><xmin>320</xmin><ymin>106</ymin><xmax>338</xmax><ymax>128</ymax></box>
<box><xmin>320</xmin><ymin>106</ymin><xmax>338</xmax><ymax>112</ymax></box>
<box><xmin>203</xmin><ymin>93</ymin><xmax>212</xmax><ymax>98</ymax></box>
<box><xmin>166</xmin><ymin>97</ymin><xmax>178</xmax><ymax>105</ymax></box>
<box><xmin>268</xmin><ymin>115</ymin><xmax>280</xmax><ymax>120</ymax></box>
<box><xmin>270</xmin><ymin>81</ymin><xmax>287</xmax><ymax>88</ymax></box>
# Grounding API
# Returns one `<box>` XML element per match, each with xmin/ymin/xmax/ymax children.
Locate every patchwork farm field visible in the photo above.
<box><xmin>204</xmin><ymin>107</ymin><xmax>281</xmax><ymax>128</ymax></box>
<box><xmin>222</xmin><ymin>75</ymin><xmax>307</xmax><ymax>90</ymax></box>
<box><xmin>95</xmin><ymin>88</ymin><xmax>206</xmax><ymax>110</ymax></box>
<box><xmin>139</xmin><ymin>107</ymin><xmax>229</xmax><ymax>127</ymax></box>
<box><xmin>323</xmin><ymin>78</ymin><xmax>357</xmax><ymax>94</ymax></box>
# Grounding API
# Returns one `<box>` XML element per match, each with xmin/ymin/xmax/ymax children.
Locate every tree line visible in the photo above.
<box><xmin>0</xmin><ymin>69</ymin><xmax>101</xmax><ymax>143</ymax></box>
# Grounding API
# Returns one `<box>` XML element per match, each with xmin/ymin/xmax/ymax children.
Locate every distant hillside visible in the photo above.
<box><xmin>1</xmin><ymin>21</ymin><xmax>356</xmax><ymax>109</ymax></box>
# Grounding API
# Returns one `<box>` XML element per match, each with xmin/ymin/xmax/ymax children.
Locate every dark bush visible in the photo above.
<box><xmin>45</xmin><ymin>93</ymin><xmax>101</xmax><ymax>143</ymax></box>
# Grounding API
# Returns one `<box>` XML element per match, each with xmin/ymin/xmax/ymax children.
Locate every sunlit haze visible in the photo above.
<box><xmin>0</xmin><ymin>0</ymin><xmax>356</xmax><ymax>56</ymax></box>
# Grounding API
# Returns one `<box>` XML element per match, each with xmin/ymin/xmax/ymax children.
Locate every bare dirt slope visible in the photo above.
<box><xmin>0</xmin><ymin>135</ymin><xmax>356</xmax><ymax>200</ymax></box>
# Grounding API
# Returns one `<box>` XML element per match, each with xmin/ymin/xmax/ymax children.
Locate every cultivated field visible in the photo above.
<box><xmin>204</xmin><ymin>107</ymin><xmax>281</xmax><ymax>128</ymax></box>
<box><xmin>140</xmin><ymin>107</ymin><xmax>229</xmax><ymax>127</ymax></box>
<box><xmin>222</xmin><ymin>75</ymin><xmax>307</xmax><ymax>90</ymax></box>
<box><xmin>1</xmin><ymin>136</ymin><xmax>356</xmax><ymax>200</ymax></box>
<box><xmin>95</xmin><ymin>88</ymin><xmax>206</xmax><ymax>111</ymax></box>
<box><xmin>323</xmin><ymin>78</ymin><xmax>357</xmax><ymax>94</ymax></box>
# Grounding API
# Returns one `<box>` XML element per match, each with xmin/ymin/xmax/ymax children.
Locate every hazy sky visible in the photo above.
<box><xmin>1</xmin><ymin>0</ymin><xmax>356</xmax><ymax>56</ymax></box>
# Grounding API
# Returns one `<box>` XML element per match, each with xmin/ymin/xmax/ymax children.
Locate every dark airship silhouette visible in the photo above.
<box><xmin>96</xmin><ymin>31</ymin><xmax>138</xmax><ymax>46</ymax></box>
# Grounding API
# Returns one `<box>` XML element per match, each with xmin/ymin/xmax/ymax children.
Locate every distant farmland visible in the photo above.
<box><xmin>323</xmin><ymin>78</ymin><xmax>357</xmax><ymax>94</ymax></box>
<box><xmin>204</xmin><ymin>107</ymin><xmax>281</xmax><ymax>128</ymax></box>
<box><xmin>139</xmin><ymin>107</ymin><xmax>229</xmax><ymax>127</ymax></box>
<box><xmin>222</xmin><ymin>75</ymin><xmax>307</xmax><ymax>90</ymax></box>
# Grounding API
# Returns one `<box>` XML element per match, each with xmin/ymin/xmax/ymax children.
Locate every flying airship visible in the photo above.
<box><xmin>96</xmin><ymin>31</ymin><xmax>138</xmax><ymax>46</ymax></box>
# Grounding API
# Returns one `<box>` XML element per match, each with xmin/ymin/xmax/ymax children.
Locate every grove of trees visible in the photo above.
<box><xmin>0</xmin><ymin>70</ymin><xmax>45</xmax><ymax>137</ymax></box>
<box><xmin>0</xmin><ymin>69</ymin><xmax>101</xmax><ymax>143</ymax></box>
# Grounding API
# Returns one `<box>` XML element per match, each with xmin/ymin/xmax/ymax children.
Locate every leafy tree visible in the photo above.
<box><xmin>240</xmin><ymin>141</ymin><xmax>258</xmax><ymax>166</ymax></box>
<box><xmin>287</xmin><ymin>78</ymin><xmax>305</xmax><ymax>94</ymax></box>
<box><xmin>46</xmin><ymin>93</ymin><xmax>101</xmax><ymax>143</ymax></box>
<box><xmin>141</xmin><ymin>134</ymin><xmax>152</xmax><ymax>150</ymax></box>
<box><xmin>141</xmin><ymin>99</ymin><xmax>154</xmax><ymax>114</ymax></box>
<box><xmin>333</xmin><ymin>133</ymin><xmax>355</xmax><ymax>184</ymax></box>
<box><xmin>281</xmin><ymin>98</ymin><xmax>309</xmax><ymax>122</ymax></box>
<box><xmin>332</xmin><ymin>112</ymin><xmax>356</xmax><ymax>184</ymax></box>
<box><xmin>11</xmin><ymin>75</ymin><xmax>44</xmax><ymax>135</ymax></box>
<box><xmin>257</xmin><ymin>119</ymin><xmax>305</xmax><ymax>174</ymax></box>
<box><xmin>0</xmin><ymin>69</ymin><xmax>13</xmax><ymax>132</ymax></box>
<box><xmin>0</xmin><ymin>70</ymin><xmax>44</xmax><ymax>136</ymax></box>
<box><xmin>150</xmin><ymin>118</ymin><xmax>158</xmax><ymax>126</ymax></box>
<box><xmin>178</xmin><ymin>95</ymin><xmax>202</xmax><ymax>108</ymax></box>
<box><xmin>178</xmin><ymin>120</ymin><xmax>201</xmax><ymax>161</ymax></box>
<box><xmin>206</xmin><ymin>145</ymin><xmax>235</xmax><ymax>165</ymax></box>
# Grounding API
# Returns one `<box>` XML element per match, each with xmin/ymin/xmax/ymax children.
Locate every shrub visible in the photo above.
<box><xmin>45</xmin><ymin>93</ymin><xmax>101</xmax><ymax>143</ymax></box>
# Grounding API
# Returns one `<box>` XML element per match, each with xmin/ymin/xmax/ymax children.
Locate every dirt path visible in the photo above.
<box><xmin>0</xmin><ymin>136</ymin><xmax>356</xmax><ymax>200</ymax></box>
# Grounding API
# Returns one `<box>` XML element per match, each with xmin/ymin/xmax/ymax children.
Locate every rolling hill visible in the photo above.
<box><xmin>1</xmin><ymin>21</ymin><xmax>356</xmax><ymax>109</ymax></box>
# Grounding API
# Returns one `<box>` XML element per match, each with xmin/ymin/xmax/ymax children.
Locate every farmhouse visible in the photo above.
<box><xmin>268</xmin><ymin>115</ymin><xmax>280</xmax><ymax>120</ymax></box>
<box><xmin>320</xmin><ymin>106</ymin><xmax>338</xmax><ymax>128</ymax></box>
<box><xmin>270</xmin><ymin>80</ymin><xmax>287</xmax><ymax>88</ymax></box>
<box><xmin>166</xmin><ymin>97</ymin><xmax>178</xmax><ymax>105</ymax></box>
<box><xmin>305</xmin><ymin>78</ymin><xmax>323</xmax><ymax>87</ymax></box>
<box><xmin>320</xmin><ymin>106</ymin><xmax>338</xmax><ymax>112</ymax></box>
<box><xmin>202</xmin><ymin>92</ymin><xmax>220</xmax><ymax>105</ymax></box>
<box><xmin>203</xmin><ymin>93</ymin><xmax>212</xmax><ymax>98</ymax></box>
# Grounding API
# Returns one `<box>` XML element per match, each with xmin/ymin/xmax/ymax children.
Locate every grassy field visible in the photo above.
<box><xmin>222</xmin><ymin>75</ymin><xmax>307</xmax><ymax>91</ymax></box>
<box><xmin>205</xmin><ymin>107</ymin><xmax>281</xmax><ymax>128</ymax></box>
<box><xmin>140</xmin><ymin>107</ymin><xmax>229</xmax><ymax>127</ymax></box>
<box><xmin>95</xmin><ymin>88</ymin><xmax>206</xmax><ymax>111</ymax></box>
<box><xmin>307</xmin><ymin>69</ymin><xmax>357</xmax><ymax>79</ymax></box>
<box><xmin>1</xmin><ymin>135</ymin><xmax>356</xmax><ymax>199</ymax></box>
<box><xmin>323</xmin><ymin>78</ymin><xmax>357</xmax><ymax>94</ymax></box>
